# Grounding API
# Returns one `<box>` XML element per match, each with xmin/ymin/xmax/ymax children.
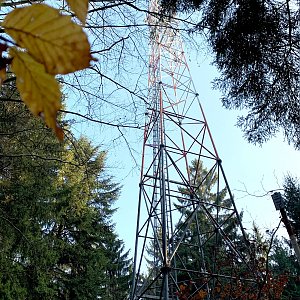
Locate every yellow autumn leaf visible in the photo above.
<box><xmin>10</xmin><ymin>48</ymin><xmax>63</xmax><ymax>140</ymax></box>
<box><xmin>0</xmin><ymin>44</ymin><xmax>9</xmax><ymax>86</ymax></box>
<box><xmin>66</xmin><ymin>0</ymin><xmax>89</xmax><ymax>24</ymax></box>
<box><xmin>3</xmin><ymin>4</ymin><xmax>92</xmax><ymax>75</ymax></box>
<box><xmin>0</xmin><ymin>67</ymin><xmax>6</xmax><ymax>85</ymax></box>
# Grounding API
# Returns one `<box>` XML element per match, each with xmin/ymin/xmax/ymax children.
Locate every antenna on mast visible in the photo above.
<box><xmin>130</xmin><ymin>2</ymin><xmax>258</xmax><ymax>299</ymax></box>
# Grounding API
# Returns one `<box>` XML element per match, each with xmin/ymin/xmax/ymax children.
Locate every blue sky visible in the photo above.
<box><xmin>59</xmin><ymin>3</ymin><xmax>300</xmax><ymax>253</ymax></box>
<box><xmin>110</xmin><ymin>52</ymin><xmax>300</xmax><ymax>253</ymax></box>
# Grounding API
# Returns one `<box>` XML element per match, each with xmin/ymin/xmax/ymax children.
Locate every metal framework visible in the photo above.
<box><xmin>131</xmin><ymin>2</ymin><xmax>258</xmax><ymax>299</ymax></box>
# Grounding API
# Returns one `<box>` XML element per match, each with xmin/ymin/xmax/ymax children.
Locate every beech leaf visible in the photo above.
<box><xmin>66</xmin><ymin>0</ymin><xmax>89</xmax><ymax>24</ymax></box>
<box><xmin>3</xmin><ymin>4</ymin><xmax>92</xmax><ymax>75</ymax></box>
<box><xmin>0</xmin><ymin>67</ymin><xmax>6</xmax><ymax>85</ymax></box>
<box><xmin>10</xmin><ymin>48</ymin><xmax>63</xmax><ymax>140</ymax></box>
<box><xmin>0</xmin><ymin>43</ymin><xmax>9</xmax><ymax>85</ymax></box>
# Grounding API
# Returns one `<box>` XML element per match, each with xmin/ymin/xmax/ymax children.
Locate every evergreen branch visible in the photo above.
<box><xmin>123</xmin><ymin>1</ymin><xmax>198</xmax><ymax>27</ymax></box>
<box><xmin>0</xmin><ymin>153</ymin><xmax>81</xmax><ymax>167</ymax></box>
<box><xmin>0</xmin><ymin>212</ymin><xmax>31</xmax><ymax>244</ymax></box>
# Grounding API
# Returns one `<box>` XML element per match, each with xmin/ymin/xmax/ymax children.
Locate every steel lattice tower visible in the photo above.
<box><xmin>131</xmin><ymin>2</ymin><xmax>258</xmax><ymax>299</ymax></box>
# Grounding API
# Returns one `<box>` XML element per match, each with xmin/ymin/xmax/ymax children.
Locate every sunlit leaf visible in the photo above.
<box><xmin>0</xmin><ymin>43</ymin><xmax>9</xmax><ymax>85</ymax></box>
<box><xmin>10</xmin><ymin>48</ymin><xmax>63</xmax><ymax>140</ymax></box>
<box><xmin>196</xmin><ymin>290</ymin><xmax>207</xmax><ymax>300</ymax></box>
<box><xmin>0</xmin><ymin>67</ymin><xmax>6</xmax><ymax>85</ymax></box>
<box><xmin>3</xmin><ymin>4</ymin><xmax>92</xmax><ymax>75</ymax></box>
<box><xmin>66</xmin><ymin>0</ymin><xmax>89</xmax><ymax>24</ymax></box>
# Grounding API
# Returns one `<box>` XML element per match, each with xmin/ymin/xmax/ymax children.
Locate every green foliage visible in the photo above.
<box><xmin>284</xmin><ymin>175</ymin><xmax>300</xmax><ymax>240</ymax></box>
<box><xmin>175</xmin><ymin>160</ymin><xmax>235</xmax><ymax>275</ymax></box>
<box><xmin>146</xmin><ymin>159</ymin><xmax>290</xmax><ymax>298</ymax></box>
<box><xmin>0</xmin><ymin>83</ymin><xmax>131</xmax><ymax>299</ymax></box>
<box><xmin>161</xmin><ymin>0</ymin><xmax>204</xmax><ymax>13</ymax></box>
<box><xmin>270</xmin><ymin>238</ymin><xmax>300</xmax><ymax>300</ymax></box>
<box><xmin>273</xmin><ymin>175</ymin><xmax>300</xmax><ymax>299</ymax></box>
<box><xmin>145</xmin><ymin>159</ymin><xmax>244</xmax><ymax>295</ymax></box>
<box><xmin>102</xmin><ymin>238</ymin><xmax>132</xmax><ymax>300</ymax></box>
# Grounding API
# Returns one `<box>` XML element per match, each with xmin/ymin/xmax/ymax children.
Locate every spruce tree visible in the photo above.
<box><xmin>174</xmin><ymin>159</ymin><xmax>238</xmax><ymax>281</ymax></box>
<box><xmin>0</xmin><ymin>82</ymin><xmax>131</xmax><ymax>299</ymax></box>
<box><xmin>102</xmin><ymin>237</ymin><xmax>132</xmax><ymax>300</ymax></box>
<box><xmin>284</xmin><ymin>175</ymin><xmax>300</xmax><ymax>241</ymax></box>
<box><xmin>145</xmin><ymin>159</ymin><xmax>241</xmax><ymax>297</ymax></box>
<box><xmin>270</xmin><ymin>238</ymin><xmax>300</xmax><ymax>300</ymax></box>
<box><xmin>160</xmin><ymin>0</ymin><xmax>300</xmax><ymax>149</ymax></box>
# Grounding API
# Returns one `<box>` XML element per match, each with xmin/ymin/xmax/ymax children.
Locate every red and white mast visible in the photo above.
<box><xmin>131</xmin><ymin>2</ymin><xmax>254</xmax><ymax>299</ymax></box>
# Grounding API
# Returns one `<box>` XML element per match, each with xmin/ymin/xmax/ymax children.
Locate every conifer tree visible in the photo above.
<box><xmin>160</xmin><ymin>0</ymin><xmax>300</xmax><ymax>149</ymax></box>
<box><xmin>284</xmin><ymin>176</ymin><xmax>300</xmax><ymax>241</ymax></box>
<box><xmin>102</xmin><ymin>237</ymin><xmax>132</xmax><ymax>300</ymax></box>
<box><xmin>0</xmin><ymin>82</ymin><xmax>131</xmax><ymax>299</ymax></box>
<box><xmin>175</xmin><ymin>159</ymin><xmax>238</xmax><ymax>281</ymax></box>
<box><xmin>270</xmin><ymin>238</ymin><xmax>300</xmax><ymax>300</ymax></box>
<box><xmin>272</xmin><ymin>175</ymin><xmax>300</xmax><ymax>299</ymax></box>
<box><xmin>145</xmin><ymin>159</ymin><xmax>240</xmax><ymax>293</ymax></box>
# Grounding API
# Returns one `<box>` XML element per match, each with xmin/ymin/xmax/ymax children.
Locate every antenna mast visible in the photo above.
<box><xmin>131</xmin><ymin>2</ymin><xmax>257</xmax><ymax>299</ymax></box>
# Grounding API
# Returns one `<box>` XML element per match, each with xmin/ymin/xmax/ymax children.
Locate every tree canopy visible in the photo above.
<box><xmin>0</xmin><ymin>83</ymin><xmax>131</xmax><ymax>299</ymax></box>
<box><xmin>1</xmin><ymin>1</ymin><xmax>300</xmax><ymax>298</ymax></box>
<box><xmin>161</xmin><ymin>0</ymin><xmax>300</xmax><ymax>149</ymax></box>
<box><xmin>3</xmin><ymin>0</ymin><xmax>300</xmax><ymax>149</ymax></box>
<box><xmin>284</xmin><ymin>175</ymin><xmax>300</xmax><ymax>240</ymax></box>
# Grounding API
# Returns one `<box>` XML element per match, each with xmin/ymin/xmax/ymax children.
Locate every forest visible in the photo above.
<box><xmin>0</xmin><ymin>0</ymin><xmax>300</xmax><ymax>299</ymax></box>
